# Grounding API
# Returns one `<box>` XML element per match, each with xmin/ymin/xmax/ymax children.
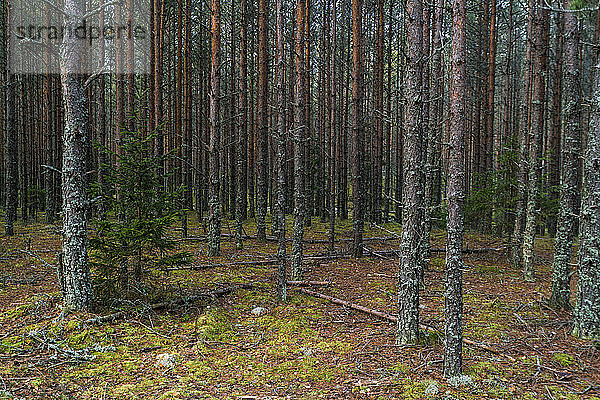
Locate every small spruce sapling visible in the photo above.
<box><xmin>90</xmin><ymin>100</ymin><xmax>190</xmax><ymax>298</ymax></box>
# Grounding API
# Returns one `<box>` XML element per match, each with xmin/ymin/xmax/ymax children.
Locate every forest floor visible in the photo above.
<box><xmin>0</xmin><ymin>216</ymin><xmax>599</xmax><ymax>400</ymax></box>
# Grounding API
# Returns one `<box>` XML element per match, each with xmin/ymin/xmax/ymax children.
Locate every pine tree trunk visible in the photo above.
<box><xmin>573</xmin><ymin>35</ymin><xmax>600</xmax><ymax>340</ymax></box>
<box><xmin>510</xmin><ymin>0</ymin><xmax>533</xmax><ymax>269</ymax></box>
<box><xmin>208</xmin><ymin>0</ymin><xmax>222</xmax><ymax>257</ymax></box>
<box><xmin>59</xmin><ymin>0</ymin><xmax>93</xmax><ymax>311</ymax></box>
<box><xmin>275</xmin><ymin>0</ymin><xmax>287</xmax><ymax>301</ymax></box>
<box><xmin>522</xmin><ymin>0</ymin><xmax>548</xmax><ymax>282</ymax></box>
<box><xmin>256</xmin><ymin>0</ymin><xmax>269</xmax><ymax>241</ymax></box>
<box><xmin>444</xmin><ymin>0</ymin><xmax>466</xmax><ymax>376</ymax></box>
<box><xmin>96</xmin><ymin>0</ymin><xmax>107</xmax><ymax>218</ymax></box>
<box><xmin>373</xmin><ymin>0</ymin><xmax>384</xmax><ymax>224</ymax></box>
<box><xmin>550</xmin><ymin>6</ymin><xmax>578</xmax><ymax>311</ymax></box>
<box><xmin>4</xmin><ymin>14</ymin><xmax>17</xmax><ymax>236</ymax></box>
<box><xmin>236</xmin><ymin>0</ymin><xmax>249</xmax><ymax>249</ymax></box>
<box><xmin>328</xmin><ymin>0</ymin><xmax>337</xmax><ymax>252</ymax></box>
<box><xmin>292</xmin><ymin>0</ymin><xmax>306</xmax><ymax>280</ymax></box>
<box><xmin>351</xmin><ymin>0</ymin><xmax>364</xmax><ymax>258</ymax></box>
<box><xmin>397</xmin><ymin>0</ymin><xmax>424</xmax><ymax>345</ymax></box>
<box><xmin>547</xmin><ymin>12</ymin><xmax>563</xmax><ymax>238</ymax></box>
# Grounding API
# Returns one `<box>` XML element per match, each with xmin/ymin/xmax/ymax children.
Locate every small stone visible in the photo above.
<box><xmin>300</xmin><ymin>347</ymin><xmax>313</xmax><ymax>357</ymax></box>
<box><xmin>251</xmin><ymin>307</ymin><xmax>268</xmax><ymax>316</ymax></box>
<box><xmin>424</xmin><ymin>380</ymin><xmax>439</xmax><ymax>396</ymax></box>
<box><xmin>155</xmin><ymin>353</ymin><xmax>177</xmax><ymax>369</ymax></box>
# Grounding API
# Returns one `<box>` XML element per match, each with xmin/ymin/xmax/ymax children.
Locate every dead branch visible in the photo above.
<box><xmin>287</xmin><ymin>280</ymin><xmax>332</xmax><ymax>287</ymax></box>
<box><xmin>298</xmin><ymin>288</ymin><xmax>516</xmax><ymax>362</ymax></box>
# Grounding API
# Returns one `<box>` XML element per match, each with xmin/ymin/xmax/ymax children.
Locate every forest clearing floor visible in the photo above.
<box><xmin>0</xmin><ymin>216</ymin><xmax>599</xmax><ymax>399</ymax></box>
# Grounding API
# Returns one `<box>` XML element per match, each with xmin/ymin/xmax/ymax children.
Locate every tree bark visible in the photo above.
<box><xmin>351</xmin><ymin>0</ymin><xmax>364</xmax><ymax>258</ymax></box>
<box><xmin>275</xmin><ymin>0</ymin><xmax>287</xmax><ymax>301</ymax></box>
<box><xmin>208</xmin><ymin>0</ymin><xmax>222</xmax><ymax>257</ymax></box>
<box><xmin>256</xmin><ymin>0</ymin><xmax>269</xmax><ymax>241</ymax></box>
<box><xmin>236</xmin><ymin>0</ymin><xmax>249</xmax><ymax>249</ymax></box>
<box><xmin>292</xmin><ymin>0</ymin><xmax>307</xmax><ymax>280</ymax></box>
<box><xmin>572</xmin><ymin>9</ymin><xmax>600</xmax><ymax>340</ymax></box>
<box><xmin>547</xmin><ymin>11</ymin><xmax>563</xmax><ymax>238</ymax></box>
<box><xmin>59</xmin><ymin>0</ymin><xmax>94</xmax><ymax>310</ymax></box>
<box><xmin>397</xmin><ymin>0</ymin><xmax>424</xmax><ymax>345</ymax></box>
<box><xmin>522</xmin><ymin>0</ymin><xmax>549</xmax><ymax>281</ymax></box>
<box><xmin>550</xmin><ymin>5</ymin><xmax>578</xmax><ymax>311</ymax></box>
<box><xmin>444</xmin><ymin>0</ymin><xmax>466</xmax><ymax>377</ymax></box>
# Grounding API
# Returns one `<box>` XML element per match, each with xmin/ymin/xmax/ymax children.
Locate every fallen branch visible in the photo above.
<box><xmin>163</xmin><ymin>254</ymin><xmax>351</xmax><ymax>272</ymax></box>
<box><xmin>287</xmin><ymin>280</ymin><xmax>332</xmax><ymax>287</ymax></box>
<box><xmin>372</xmin><ymin>247</ymin><xmax>505</xmax><ymax>257</ymax></box>
<box><xmin>84</xmin><ymin>283</ymin><xmax>252</xmax><ymax>326</ymax></box>
<box><xmin>180</xmin><ymin>233</ymin><xmax>398</xmax><ymax>244</ymax></box>
<box><xmin>298</xmin><ymin>288</ymin><xmax>516</xmax><ymax>362</ymax></box>
<box><xmin>162</xmin><ymin>260</ymin><xmax>279</xmax><ymax>272</ymax></box>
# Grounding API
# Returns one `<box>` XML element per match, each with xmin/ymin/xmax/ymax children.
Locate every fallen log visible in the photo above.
<box><xmin>84</xmin><ymin>283</ymin><xmax>253</xmax><ymax>326</ymax></box>
<box><xmin>298</xmin><ymin>288</ymin><xmax>516</xmax><ymax>362</ymax></box>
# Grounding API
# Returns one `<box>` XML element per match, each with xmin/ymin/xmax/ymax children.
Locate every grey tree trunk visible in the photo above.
<box><xmin>444</xmin><ymin>0</ymin><xmax>466</xmax><ymax>377</ymax></box>
<box><xmin>550</xmin><ymin>6</ymin><xmax>580</xmax><ymax>311</ymax></box>
<box><xmin>208</xmin><ymin>0</ymin><xmax>221</xmax><ymax>257</ymax></box>
<box><xmin>397</xmin><ymin>0</ymin><xmax>424</xmax><ymax>345</ymax></box>
<box><xmin>292</xmin><ymin>0</ymin><xmax>306</xmax><ymax>280</ymax></box>
<box><xmin>573</xmin><ymin>28</ymin><xmax>600</xmax><ymax>341</ymax></box>
<box><xmin>275</xmin><ymin>0</ymin><xmax>287</xmax><ymax>301</ymax></box>
<box><xmin>59</xmin><ymin>0</ymin><xmax>93</xmax><ymax>310</ymax></box>
<box><xmin>522</xmin><ymin>0</ymin><xmax>548</xmax><ymax>281</ymax></box>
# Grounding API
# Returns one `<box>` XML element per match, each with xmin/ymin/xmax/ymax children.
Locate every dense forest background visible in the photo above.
<box><xmin>1</xmin><ymin>0</ymin><xmax>600</xmax><ymax>396</ymax></box>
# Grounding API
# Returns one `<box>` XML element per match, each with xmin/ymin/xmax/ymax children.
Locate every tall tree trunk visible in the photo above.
<box><xmin>292</xmin><ymin>0</ymin><xmax>307</xmax><ymax>280</ymax></box>
<box><xmin>59</xmin><ymin>0</ymin><xmax>93</xmax><ymax>310</ymax></box>
<box><xmin>236</xmin><ymin>0</ymin><xmax>249</xmax><ymax>249</ymax></box>
<box><xmin>550</xmin><ymin>4</ymin><xmax>578</xmax><ymax>311</ymax></box>
<box><xmin>126</xmin><ymin>0</ymin><xmax>136</xmax><ymax>131</ymax></box>
<box><xmin>4</xmin><ymin>2</ymin><xmax>17</xmax><ymax>236</ymax></box>
<box><xmin>328</xmin><ymin>0</ymin><xmax>337</xmax><ymax>252</ymax></box>
<box><xmin>487</xmin><ymin>0</ymin><xmax>497</xmax><ymax>171</ymax></box>
<box><xmin>351</xmin><ymin>0</ymin><xmax>364</xmax><ymax>258</ymax></box>
<box><xmin>522</xmin><ymin>0</ymin><xmax>549</xmax><ymax>281</ymax></box>
<box><xmin>373</xmin><ymin>0</ymin><xmax>384</xmax><ymax>224</ymax></box>
<box><xmin>208</xmin><ymin>0</ymin><xmax>222</xmax><ymax>257</ymax></box>
<box><xmin>397</xmin><ymin>0</ymin><xmax>424</xmax><ymax>345</ymax></box>
<box><xmin>444</xmin><ymin>0</ymin><xmax>466</xmax><ymax>376</ymax></box>
<box><xmin>511</xmin><ymin>0</ymin><xmax>534</xmax><ymax>269</ymax></box>
<box><xmin>275</xmin><ymin>0</ymin><xmax>287</xmax><ymax>301</ymax></box>
<box><xmin>573</xmin><ymin>20</ymin><xmax>600</xmax><ymax>340</ymax></box>
<box><xmin>256</xmin><ymin>0</ymin><xmax>269</xmax><ymax>241</ymax></box>
<box><xmin>547</xmin><ymin>11</ymin><xmax>563</xmax><ymax>237</ymax></box>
